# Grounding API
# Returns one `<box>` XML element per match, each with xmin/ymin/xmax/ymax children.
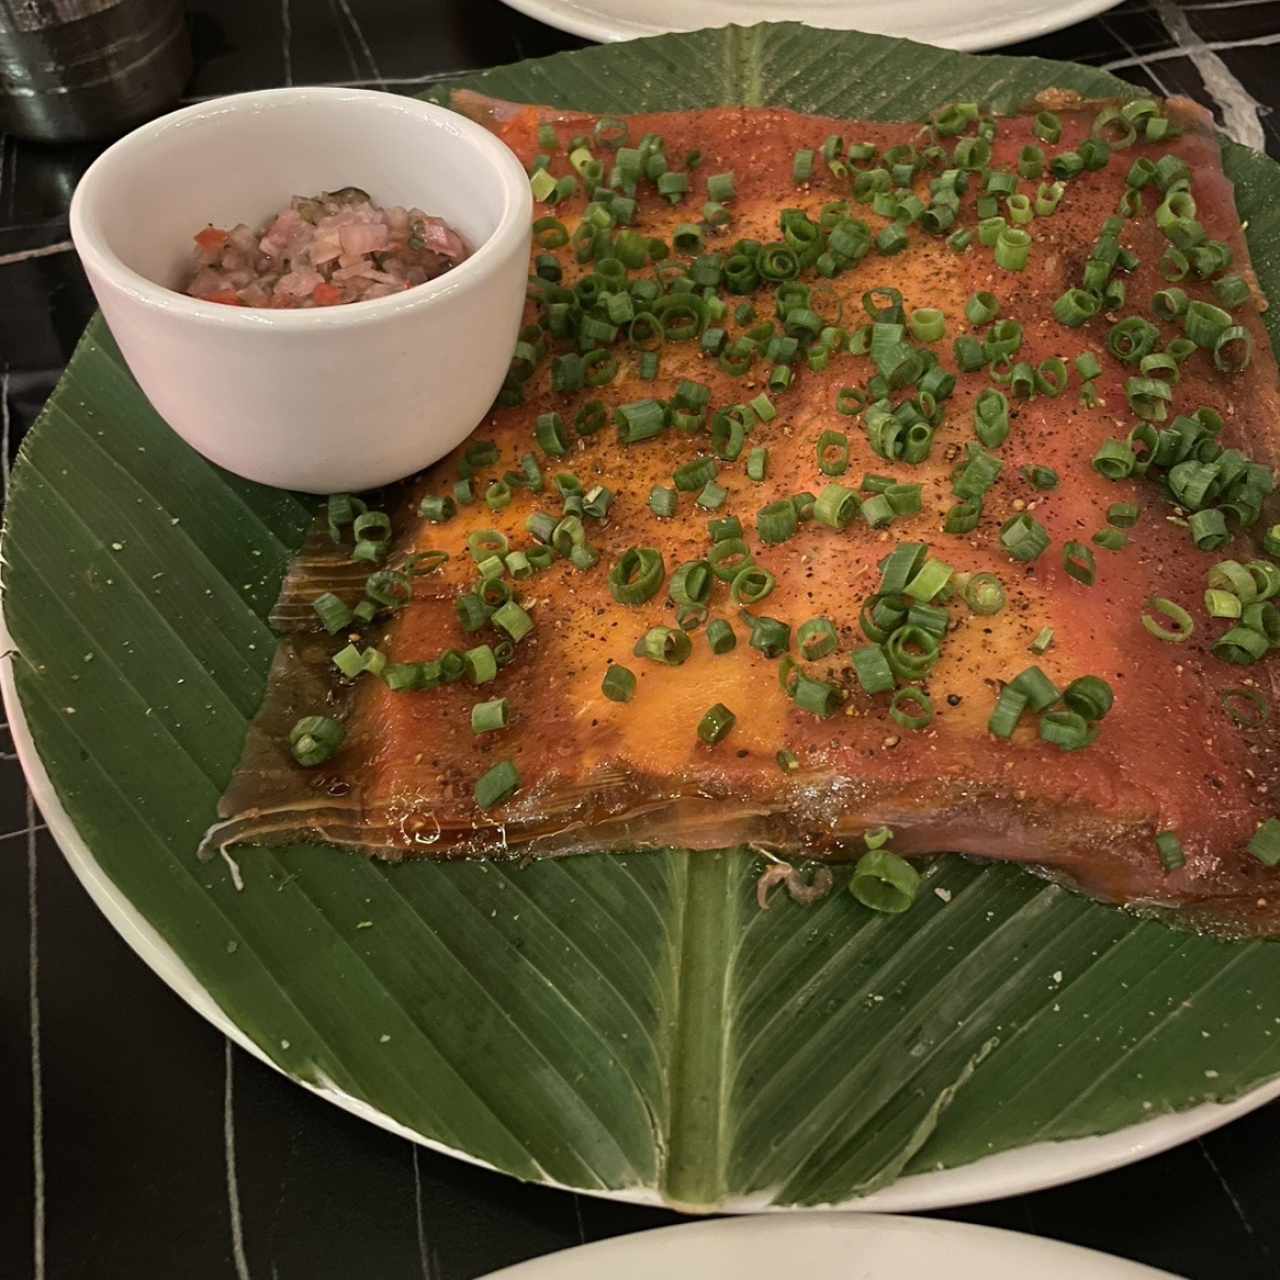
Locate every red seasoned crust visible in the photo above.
<box><xmin>213</xmin><ymin>93</ymin><xmax>1280</xmax><ymax>937</ymax></box>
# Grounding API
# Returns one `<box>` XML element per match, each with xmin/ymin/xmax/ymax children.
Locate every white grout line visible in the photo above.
<box><xmin>327</xmin><ymin>0</ymin><xmax>363</xmax><ymax>84</ymax></box>
<box><xmin>4</xmin><ymin>132</ymin><xmax>15</xmax><ymax>223</ymax></box>
<box><xmin>1153</xmin><ymin>0</ymin><xmax>1267</xmax><ymax>150</ymax></box>
<box><xmin>28</xmin><ymin>790</ymin><xmax>45</xmax><ymax>1280</ymax></box>
<box><xmin>281</xmin><ymin>0</ymin><xmax>294</xmax><ymax>88</ymax></box>
<box><xmin>2</xmin><ymin>365</ymin><xmax>10</xmax><ymax>500</ymax></box>
<box><xmin>411</xmin><ymin>1145</ymin><xmax>433</xmax><ymax>1280</ymax></box>
<box><xmin>1098</xmin><ymin>13</ymin><xmax>1175</xmax><ymax>97</ymax></box>
<box><xmin>175</xmin><ymin>66</ymin><xmax>480</xmax><ymax>105</ymax></box>
<box><xmin>0</xmin><ymin>240</ymin><xmax>75</xmax><ymax>268</ymax></box>
<box><xmin>1183</xmin><ymin>0</ymin><xmax>1277</xmax><ymax>9</ymax></box>
<box><xmin>1101</xmin><ymin>30</ymin><xmax>1280</xmax><ymax>72</ymax></box>
<box><xmin>1</xmin><ymin>822</ymin><xmax>49</xmax><ymax>843</ymax></box>
<box><xmin>334</xmin><ymin>0</ymin><xmax>385</xmax><ymax>89</ymax></box>
<box><xmin>225</xmin><ymin>1041</ymin><xmax>252</xmax><ymax>1280</ymax></box>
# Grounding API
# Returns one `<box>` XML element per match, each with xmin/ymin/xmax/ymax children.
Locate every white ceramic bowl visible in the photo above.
<box><xmin>70</xmin><ymin>87</ymin><xmax>532</xmax><ymax>493</ymax></box>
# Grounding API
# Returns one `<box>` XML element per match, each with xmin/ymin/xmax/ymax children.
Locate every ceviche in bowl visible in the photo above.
<box><xmin>70</xmin><ymin>87</ymin><xmax>531</xmax><ymax>492</ymax></box>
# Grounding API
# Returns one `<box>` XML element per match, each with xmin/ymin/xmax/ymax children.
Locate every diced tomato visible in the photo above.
<box><xmin>194</xmin><ymin>226</ymin><xmax>229</xmax><ymax>252</ymax></box>
<box><xmin>205</xmin><ymin>289</ymin><xmax>243</xmax><ymax>306</ymax></box>
<box><xmin>311</xmin><ymin>281</ymin><xmax>344</xmax><ymax>306</ymax></box>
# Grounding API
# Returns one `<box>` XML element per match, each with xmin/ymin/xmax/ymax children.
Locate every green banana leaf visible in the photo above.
<box><xmin>7</xmin><ymin>23</ymin><xmax>1280</xmax><ymax>1211</ymax></box>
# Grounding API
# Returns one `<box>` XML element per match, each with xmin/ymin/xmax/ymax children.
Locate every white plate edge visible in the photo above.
<box><xmin>478</xmin><ymin>1213</ymin><xmax>1178</xmax><ymax>1277</ymax></box>
<box><xmin>493</xmin><ymin>1</ymin><xmax>1127</xmax><ymax>54</ymax></box>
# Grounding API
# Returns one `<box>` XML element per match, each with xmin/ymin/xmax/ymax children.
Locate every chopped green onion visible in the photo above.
<box><xmin>965</xmin><ymin>291</ymin><xmax>1000</xmax><ymax>325</ymax></box>
<box><xmin>471</xmin><ymin>698</ymin><xmax>509</xmax><ymax>735</ymax></box>
<box><xmin>602</xmin><ymin>664</ymin><xmax>637</xmax><ymax>703</ymax></box>
<box><xmin>817</xmin><ymin>429</ymin><xmax>850</xmax><ymax>476</ymax></box>
<box><xmin>964</xmin><ymin>572</ymin><xmax>1006</xmax><ymax>615</ymax></box>
<box><xmin>814</xmin><ymin>483</ymin><xmax>859</xmax><ymax>530</ymax></box>
<box><xmin>1189</xmin><ymin>508</ymin><xmax>1229</xmax><ymax>552</ymax></box>
<box><xmin>850</xmin><ymin>849</ymin><xmax>920</xmax><ymax>914</ymax></box>
<box><xmin>994</xmin><ymin>226</ymin><xmax>1031</xmax><ymax>271</ymax></box>
<box><xmin>879</xmin><ymin>543</ymin><xmax>928</xmax><ymax>594</ymax></box>
<box><xmin>634</xmin><ymin>626</ymin><xmax>692</xmax><ymax>665</ymax></box>
<box><xmin>742</xmin><ymin>611</ymin><xmax>791</xmax><ymax>658</ymax></box>
<box><xmin>890</xmin><ymin>687</ymin><xmax>934</xmax><ymax>730</ymax></box>
<box><xmin>988</xmin><ymin>685</ymin><xmax>1028</xmax><ymax>738</ymax></box>
<box><xmin>797</xmin><ymin>617</ymin><xmax>839</xmax><ymax>661</ymax></box>
<box><xmin>852</xmin><ymin>645</ymin><xmax>895</xmax><ymax>694</ymax></box>
<box><xmin>1063</xmin><ymin>540</ymin><xmax>1096</xmax><ymax>586</ymax></box>
<box><xmin>615</xmin><ymin>398</ymin><xmax>667</xmax><ymax>444</ymax></box>
<box><xmin>492</xmin><ymin>600</ymin><xmax>534</xmax><ymax>641</ymax></box>
<box><xmin>1092</xmin><ymin>438</ymin><xmax>1136</xmax><ymax>480</ymax></box>
<box><xmin>909</xmin><ymin>308</ymin><xmax>946</xmax><ymax>341</ymax></box>
<box><xmin>289</xmin><ymin>715</ymin><xmax>344</xmax><ymax>767</ymax></box>
<box><xmin>1093</xmin><ymin>528</ymin><xmax>1128</xmax><ymax>551</ymax></box>
<box><xmin>475</xmin><ymin>760</ymin><xmax>520</xmax><ymax>810</ymax></box>
<box><xmin>1034</xmin><ymin>112</ymin><xmax>1062</xmax><ymax>143</ymax></box>
<box><xmin>1022</xmin><ymin>465</ymin><xmax>1059</xmax><ymax>491</ymax></box>
<box><xmin>312</xmin><ymin>592</ymin><xmax>353</xmax><ymax>634</ymax></box>
<box><xmin>1064</xmin><ymin>675</ymin><xmax>1114</xmax><ymax>721</ymax></box>
<box><xmin>609</xmin><ymin>547</ymin><xmax>665</xmax><ymax>605</ymax></box>
<box><xmin>904</xmin><ymin>558</ymin><xmax>954</xmax><ymax>602</ymax></box>
<box><xmin>1010</xmin><ymin>664</ymin><xmax>1060</xmax><ymax>712</ymax></box>
<box><xmin>1053</xmin><ymin>288</ymin><xmax>1099</xmax><ymax>327</ymax></box>
<box><xmin>669</xmin><ymin>559</ymin><xmax>713</xmax><ymax>608</ymax></box>
<box><xmin>696</xmin><ymin>703</ymin><xmax>736</xmax><ymax>745</ymax></box>
<box><xmin>1040</xmin><ymin>709</ymin><xmax>1095</xmax><ymax>751</ymax></box>
<box><xmin>974</xmin><ymin>388</ymin><xmax>1010</xmax><ymax>448</ymax></box>
<box><xmin>1155</xmin><ymin>831</ymin><xmax>1185</xmax><ymax>871</ymax></box>
<box><xmin>1072</xmin><ymin>357</ymin><xmax>1101</xmax><ymax>388</ymax></box>
<box><xmin>792</xmin><ymin>675</ymin><xmax>841</xmax><ymax>718</ymax></box>
<box><xmin>707</xmin><ymin>619</ymin><xmax>736</xmax><ymax>654</ymax></box>
<box><xmin>758</xmin><ymin>499</ymin><xmax>799</xmax><ymax>545</ymax></box>
<box><xmin>1000</xmin><ymin>513</ymin><xmax>1050</xmax><ymax>562</ymax></box>
<box><xmin>697</xmin><ymin>480</ymin><xmax>728</xmax><ymax>511</ymax></box>
<box><xmin>1248</xmin><ymin>818</ymin><xmax>1280</xmax><ymax>866</ymax></box>
<box><xmin>1142</xmin><ymin>597</ymin><xmax>1195</xmax><ymax>643</ymax></box>
<box><xmin>648</xmin><ymin>486</ymin><xmax>678</xmax><ymax>519</ymax></box>
<box><xmin>464</xmin><ymin>644</ymin><xmax>498</xmax><ymax>685</ymax></box>
<box><xmin>1029</xmin><ymin>627</ymin><xmax>1055</xmax><ymax>654</ymax></box>
<box><xmin>1206</xmin><ymin>590</ymin><xmax>1242</xmax><ymax>619</ymax></box>
<box><xmin>731</xmin><ymin>565</ymin><xmax>775</xmax><ymax>605</ymax></box>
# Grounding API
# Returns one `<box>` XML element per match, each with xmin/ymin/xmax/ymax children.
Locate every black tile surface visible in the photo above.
<box><xmin>3</xmin><ymin>2</ymin><xmax>1280</xmax><ymax>1277</ymax></box>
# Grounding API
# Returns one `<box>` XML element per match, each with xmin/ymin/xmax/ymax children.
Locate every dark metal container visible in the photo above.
<box><xmin>0</xmin><ymin>0</ymin><xmax>191</xmax><ymax>143</ymax></box>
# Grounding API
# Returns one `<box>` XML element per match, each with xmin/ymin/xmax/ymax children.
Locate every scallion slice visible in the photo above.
<box><xmin>964</xmin><ymin>572</ymin><xmax>1006</xmax><ymax>615</ymax></box>
<box><xmin>608</xmin><ymin>547</ymin><xmax>665</xmax><ymax>605</ymax></box>
<box><xmin>1156</xmin><ymin>831</ymin><xmax>1185</xmax><ymax>871</ymax></box>
<box><xmin>1142</xmin><ymin>597</ymin><xmax>1195</xmax><ymax>643</ymax></box>
<box><xmin>850</xmin><ymin>849</ymin><xmax>920</xmax><ymax>914</ymax></box>
<box><xmin>852</xmin><ymin>644</ymin><xmax>895</xmax><ymax>694</ymax></box>
<box><xmin>1000</xmin><ymin>513</ymin><xmax>1050</xmax><ymax>562</ymax></box>
<box><xmin>1040</xmin><ymin>708</ymin><xmax>1095</xmax><ymax>751</ymax></box>
<box><xmin>475</xmin><ymin>760</ymin><xmax>520</xmax><ymax>810</ymax></box>
<box><xmin>289</xmin><ymin>715</ymin><xmax>344</xmax><ymax>767</ymax></box>
<box><xmin>988</xmin><ymin>685</ymin><xmax>1028</xmax><ymax>739</ymax></box>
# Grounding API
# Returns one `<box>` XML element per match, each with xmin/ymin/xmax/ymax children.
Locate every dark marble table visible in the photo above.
<box><xmin>3</xmin><ymin>2</ymin><xmax>1280</xmax><ymax>1277</ymax></box>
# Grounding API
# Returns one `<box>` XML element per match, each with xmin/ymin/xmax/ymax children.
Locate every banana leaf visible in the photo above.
<box><xmin>6</xmin><ymin>23</ymin><xmax>1280</xmax><ymax>1210</ymax></box>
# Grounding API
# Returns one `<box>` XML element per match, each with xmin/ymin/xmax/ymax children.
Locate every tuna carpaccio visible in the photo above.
<box><xmin>206</xmin><ymin>90</ymin><xmax>1280</xmax><ymax>938</ymax></box>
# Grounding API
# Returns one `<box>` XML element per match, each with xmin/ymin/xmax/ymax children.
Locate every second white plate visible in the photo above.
<box><xmin>481</xmin><ymin>1213</ymin><xmax>1175</xmax><ymax>1278</ymax></box>
<box><xmin>498</xmin><ymin>0</ymin><xmax>1125</xmax><ymax>53</ymax></box>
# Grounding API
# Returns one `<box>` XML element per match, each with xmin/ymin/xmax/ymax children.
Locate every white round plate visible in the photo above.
<box><xmin>480</xmin><ymin>1213</ymin><xmax>1175</xmax><ymax>1277</ymax></box>
<box><xmin>498</xmin><ymin>0</ymin><xmax>1125</xmax><ymax>54</ymax></box>
<box><xmin>5</xmin><ymin>619</ymin><xmax>1280</xmax><ymax>1213</ymax></box>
